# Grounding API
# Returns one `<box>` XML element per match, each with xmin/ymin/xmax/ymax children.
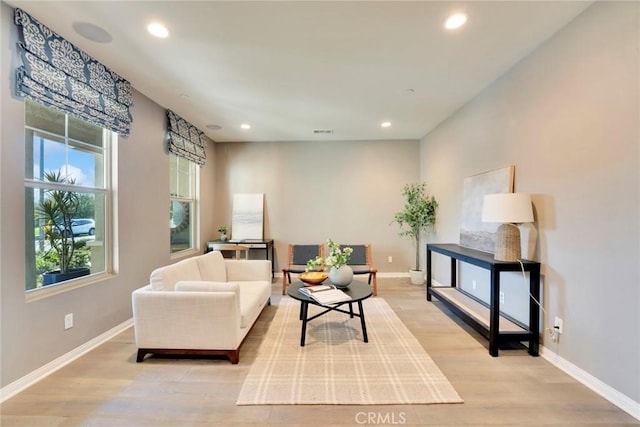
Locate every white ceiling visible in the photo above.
<box><xmin>7</xmin><ymin>1</ymin><xmax>592</xmax><ymax>143</ymax></box>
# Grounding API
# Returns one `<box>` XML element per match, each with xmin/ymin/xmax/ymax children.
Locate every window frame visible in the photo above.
<box><xmin>24</xmin><ymin>102</ymin><xmax>116</xmax><ymax>301</ymax></box>
<box><xmin>169</xmin><ymin>154</ymin><xmax>200</xmax><ymax>257</ymax></box>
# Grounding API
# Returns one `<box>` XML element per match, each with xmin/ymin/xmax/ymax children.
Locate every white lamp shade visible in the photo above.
<box><xmin>482</xmin><ymin>193</ymin><xmax>534</xmax><ymax>224</ymax></box>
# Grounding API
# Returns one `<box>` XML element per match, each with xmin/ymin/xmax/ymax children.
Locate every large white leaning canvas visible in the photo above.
<box><xmin>459</xmin><ymin>166</ymin><xmax>514</xmax><ymax>253</ymax></box>
<box><xmin>231</xmin><ymin>193</ymin><xmax>264</xmax><ymax>240</ymax></box>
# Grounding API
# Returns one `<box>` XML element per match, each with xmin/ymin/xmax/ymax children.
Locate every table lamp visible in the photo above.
<box><xmin>481</xmin><ymin>193</ymin><xmax>534</xmax><ymax>261</ymax></box>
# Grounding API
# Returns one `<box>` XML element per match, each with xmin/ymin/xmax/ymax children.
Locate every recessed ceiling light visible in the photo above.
<box><xmin>147</xmin><ymin>22</ymin><xmax>169</xmax><ymax>38</ymax></box>
<box><xmin>206</xmin><ymin>124</ymin><xmax>222</xmax><ymax>130</ymax></box>
<box><xmin>240</xmin><ymin>123</ymin><xmax>251</xmax><ymax>130</ymax></box>
<box><xmin>381</xmin><ymin>121</ymin><xmax>391</xmax><ymax>128</ymax></box>
<box><xmin>73</xmin><ymin>22</ymin><xmax>112</xmax><ymax>43</ymax></box>
<box><xmin>444</xmin><ymin>13</ymin><xmax>467</xmax><ymax>30</ymax></box>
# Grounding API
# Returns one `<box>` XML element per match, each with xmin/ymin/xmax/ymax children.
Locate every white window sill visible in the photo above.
<box><xmin>25</xmin><ymin>272</ymin><xmax>116</xmax><ymax>303</ymax></box>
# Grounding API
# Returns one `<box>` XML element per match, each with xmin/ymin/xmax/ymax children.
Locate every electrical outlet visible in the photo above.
<box><xmin>554</xmin><ymin>316</ymin><xmax>563</xmax><ymax>334</ymax></box>
<box><xmin>499</xmin><ymin>292</ymin><xmax>505</xmax><ymax>304</ymax></box>
<box><xmin>387</xmin><ymin>256</ymin><xmax>392</xmax><ymax>263</ymax></box>
<box><xmin>472</xmin><ymin>280</ymin><xmax>477</xmax><ymax>290</ymax></box>
<box><xmin>64</xmin><ymin>313</ymin><xmax>73</xmax><ymax>330</ymax></box>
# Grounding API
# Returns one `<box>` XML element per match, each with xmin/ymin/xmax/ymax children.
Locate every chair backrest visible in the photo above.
<box><xmin>288</xmin><ymin>244</ymin><xmax>324</xmax><ymax>266</ymax></box>
<box><xmin>209</xmin><ymin>243</ymin><xmax>249</xmax><ymax>260</ymax></box>
<box><xmin>341</xmin><ymin>244</ymin><xmax>373</xmax><ymax>267</ymax></box>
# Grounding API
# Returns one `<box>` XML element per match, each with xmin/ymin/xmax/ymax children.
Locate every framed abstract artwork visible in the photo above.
<box><xmin>459</xmin><ymin>166</ymin><xmax>514</xmax><ymax>252</ymax></box>
<box><xmin>231</xmin><ymin>193</ymin><xmax>264</xmax><ymax>240</ymax></box>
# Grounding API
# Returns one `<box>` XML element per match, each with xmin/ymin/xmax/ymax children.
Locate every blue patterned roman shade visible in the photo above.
<box><xmin>166</xmin><ymin>110</ymin><xmax>207</xmax><ymax>166</ymax></box>
<box><xmin>14</xmin><ymin>8</ymin><xmax>133</xmax><ymax>136</ymax></box>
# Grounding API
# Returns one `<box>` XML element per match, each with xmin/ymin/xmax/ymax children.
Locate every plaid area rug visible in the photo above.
<box><xmin>237</xmin><ymin>297</ymin><xmax>463</xmax><ymax>405</ymax></box>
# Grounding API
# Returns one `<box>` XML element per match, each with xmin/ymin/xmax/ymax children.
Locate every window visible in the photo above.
<box><xmin>170</xmin><ymin>154</ymin><xmax>198</xmax><ymax>254</ymax></box>
<box><xmin>24</xmin><ymin>100</ymin><xmax>114</xmax><ymax>291</ymax></box>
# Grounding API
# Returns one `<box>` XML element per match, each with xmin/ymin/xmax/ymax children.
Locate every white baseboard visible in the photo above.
<box><xmin>376</xmin><ymin>272</ymin><xmax>410</xmax><ymax>278</ymax></box>
<box><xmin>431</xmin><ymin>279</ymin><xmax>639</xmax><ymax>420</ymax></box>
<box><xmin>540</xmin><ymin>346</ymin><xmax>640</xmax><ymax>421</ymax></box>
<box><xmin>424</xmin><ymin>275</ymin><xmax>640</xmax><ymax>418</ymax></box>
<box><xmin>0</xmin><ymin>318</ymin><xmax>133</xmax><ymax>403</ymax></box>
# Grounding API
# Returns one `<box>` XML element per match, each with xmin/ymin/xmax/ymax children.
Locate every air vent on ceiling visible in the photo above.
<box><xmin>313</xmin><ymin>129</ymin><xmax>334</xmax><ymax>134</ymax></box>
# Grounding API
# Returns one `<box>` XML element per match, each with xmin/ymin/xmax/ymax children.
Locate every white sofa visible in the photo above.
<box><xmin>132</xmin><ymin>250</ymin><xmax>271</xmax><ymax>364</ymax></box>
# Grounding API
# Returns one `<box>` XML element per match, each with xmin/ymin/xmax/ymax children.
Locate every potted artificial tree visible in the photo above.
<box><xmin>38</xmin><ymin>171</ymin><xmax>91</xmax><ymax>286</ymax></box>
<box><xmin>393</xmin><ymin>183</ymin><xmax>438</xmax><ymax>285</ymax></box>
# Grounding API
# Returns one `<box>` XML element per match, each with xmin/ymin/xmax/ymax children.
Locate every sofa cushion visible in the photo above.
<box><xmin>196</xmin><ymin>251</ymin><xmax>227</xmax><ymax>282</ymax></box>
<box><xmin>175</xmin><ymin>280</ymin><xmax>240</xmax><ymax>315</ymax></box>
<box><xmin>150</xmin><ymin>258</ymin><xmax>202</xmax><ymax>291</ymax></box>
<box><xmin>238</xmin><ymin>281</ymin><xmax>271</xmax><ymax>328</ymax></box>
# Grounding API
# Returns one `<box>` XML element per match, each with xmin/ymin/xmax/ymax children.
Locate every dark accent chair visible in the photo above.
<box><xmin>342</xmin><ymin>244</ymin><xmax>378</xmax><ymax>296</ymax></box>
<box><xmin>282</xmin><ymin>243</ymin><xmax>324</xmax><ymax>294</ymax></box>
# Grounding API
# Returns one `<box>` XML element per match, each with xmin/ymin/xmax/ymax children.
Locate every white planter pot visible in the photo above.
<box><xmin>329</xmin><ymin>265</ymin><xmax>354</xmax><ymax>288</ymax></box>
<box><xmin>409</xmin><ymin>269</ymin><xmax>424</xmax><ymax>285</ymax></box>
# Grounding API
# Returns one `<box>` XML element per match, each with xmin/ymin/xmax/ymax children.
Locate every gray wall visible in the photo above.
<box><xmin>0</xmin><ymin>2</ymin><xmax>217</xmax><ymax>386</ymax></box>
<box><xmin>421</xmin><ymin>1</ymin><xmax>639</xmax><ymax>402</ymax></box>
<box><xmin>213</xmin><ymin>139</ymin><xmax>421</xmax><ymax>272</ymax></box>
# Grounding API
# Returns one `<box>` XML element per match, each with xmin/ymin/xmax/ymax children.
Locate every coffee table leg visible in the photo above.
<box><xmin>349</xmin><ymin>302</ymin><xmax>354</xmax><ymax>318</ymax></box>
<box><xmin>358</xmin><ymin>300</ymin><xmax>368</xmax><ymax>343</ymax></box>
<box><xmin>300</xmin><ymin>301</ymin><xmax>309</xmax><ymax>346</ymax></box>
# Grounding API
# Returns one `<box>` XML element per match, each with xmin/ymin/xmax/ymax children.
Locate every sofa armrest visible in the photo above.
<box><xmin>225</xmin><ymin>259</ymin><xmax>270</xmax><ymax>282</ymax></box>
<box><xmin>132</xmin><ymin>285</ymin><xmax>241</xmax><ymax>350</ymax></box>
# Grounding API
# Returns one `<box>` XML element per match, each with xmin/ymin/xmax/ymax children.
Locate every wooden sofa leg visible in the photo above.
<box><xmin>136</xmin><ymin>349</ymin><xmax>149</xmax><ymax>363</ymax></box>
<box><xmin>227</xmin><ymin>350</ymin><xmax>240</xmax><ymax>364</ymax></box>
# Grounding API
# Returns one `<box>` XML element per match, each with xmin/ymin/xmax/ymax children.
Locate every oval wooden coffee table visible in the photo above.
<box><xmin>287</xmin><ymin>280</ymin><xmax>373</xmax><ymax>346</ymax></box>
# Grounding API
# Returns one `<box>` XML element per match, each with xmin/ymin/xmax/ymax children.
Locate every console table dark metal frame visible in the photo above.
<box><xmin>206</xmin><ymin>239</ymin><xmax>274</xmax><ymax>277</ymax></box>
<box><xmin>426</xmin><ymin>243</ymin><xmax>541</xmax><ymax>357</ymax></box>
<box><xmin>287</xmin><ymin>281</ymin><xmax>372</xmax><ymax>347</ymax></box>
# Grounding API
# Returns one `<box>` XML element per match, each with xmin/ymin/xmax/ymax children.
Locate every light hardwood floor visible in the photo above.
<box><xmin>2</xmin><ymin>278</ymin><xmax>638</xmax><ymax>426</ymax></box>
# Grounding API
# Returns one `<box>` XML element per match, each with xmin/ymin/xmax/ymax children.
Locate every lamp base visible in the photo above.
<box><xmin>494</xmin><ymin>223</ymin><xmax>521</xmax><ymax>262</ymax></box>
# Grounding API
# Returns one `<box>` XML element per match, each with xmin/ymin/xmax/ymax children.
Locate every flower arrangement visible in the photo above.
<box><xmin>306</xmin><ymin>238</ymin><xmax>353</xmax><ymax>271</ymax></box>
